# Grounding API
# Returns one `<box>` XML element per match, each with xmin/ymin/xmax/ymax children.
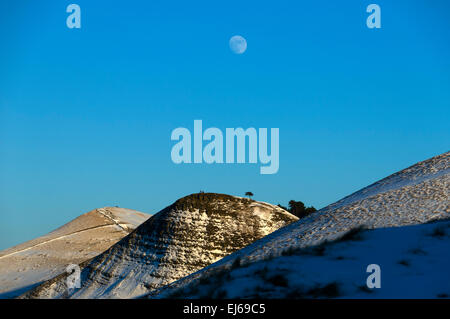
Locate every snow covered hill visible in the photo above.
<box><xmin>23</xmin><ymin>193</ymin><xmax>297</xmax><ymax>299</ymax></box>
<box><xmin>149</xmin><ymin>151</ymin><xmax>449</xmax><ymax>298</ymax></box>
<box><xmin>0</xmin><ymin>207</ymin><xmax>150</xmax><ymax>298</ymax></box>
<box><xmin>153</xmin><ymin>218</ymin><xmax>450</xmax><ymax>298</ymax></box>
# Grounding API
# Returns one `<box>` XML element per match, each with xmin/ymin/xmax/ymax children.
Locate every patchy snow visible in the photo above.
<box><xmin>0</xmin><ymin>207</ymin><xmax>150</xmax><ymax>298</ymax></box>
<box><xmin>97</xmin><ymin>207</ymin><xmax>149</xmax><ymax>232</ymax></box>
<box><xmin>23</xmin><ymin>194</ymin><xmax>297</xmax><ymax>299</ymax></box>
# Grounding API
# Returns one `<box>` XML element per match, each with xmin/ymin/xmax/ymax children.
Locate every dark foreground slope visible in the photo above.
<box><xmin>153</xmin><ymin>218</ymin><xmax>450</xmax><ymax>298</ymax></box>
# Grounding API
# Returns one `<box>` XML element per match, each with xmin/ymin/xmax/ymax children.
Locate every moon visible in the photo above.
<box><xmin>229</xmin><ymin>35</ymin><xmax>247</xmax><ymax>54</ymax></box>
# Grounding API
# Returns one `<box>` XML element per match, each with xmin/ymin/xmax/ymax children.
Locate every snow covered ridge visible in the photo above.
<box><xmin>153</xmin><ymin>218</ymin><xmax>450</xmax><ymax>299</ymax></box>
<box><xmin>323</xmin><ymin>151</ymin><xmax>449</xmax><ymax>213</ymax></box>
<box><xmin>0</xmin><ymin>207</ymin><xmax>150</xmax><ymax>299</ymax></box>
<box><xmin>22</xmin><ymin>193</ymin><xmax>298</xmax><ymax>299</ymax></box>
<box><xmin>147</xmin><ymin>151</ymin><xmax>449</xmax><ymax>298</ymax></box>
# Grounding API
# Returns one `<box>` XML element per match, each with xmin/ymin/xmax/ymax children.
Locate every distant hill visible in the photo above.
<box><xmin>0</xmin><ymin>207</ymin><xmax>150</xmax><ymax>298</ymax></box>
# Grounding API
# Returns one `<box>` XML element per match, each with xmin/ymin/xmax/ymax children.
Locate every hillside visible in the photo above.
<box><xmin>153</xmin><ymin>218</ymin><xmax>450</xmax><ymax>298</ymax></box>
<box><xmin>0</xmin><ymin>207</ymin><xmax>150</xmax><ymax>298</ymax></box>
<box><xmin>23</xmin><ymin>193</ymin><xmax>298</xmax><ymax>299</ymax></box>
<box><xmin>149</xmin><ymin>151</ymin><xmax>449</xmax><ymax>298</ymax></box>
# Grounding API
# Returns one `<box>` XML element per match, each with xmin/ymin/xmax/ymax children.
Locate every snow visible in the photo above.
<box><xmin>22</xmin><ymin>194</ymin><xmax>297</xmax><ymax>299</ymax></box>
<box><xmin>97</xmin><ymin>207</ymin><xmax>150</xmax><ymax>231</ymax></box>
<box><xmin>154</xmin><ymin>219</ymin><xmax>450</xmax><ymax>298</ymax></box>
<box><xmin>0</xmin><ymin>207</ymin><xmax>150</xmax><ymax>299</ymax></box>
<box><xmin>16</xmin><ymin>151</ymin><xmax>450</xmax><ymax>299</ymax></box>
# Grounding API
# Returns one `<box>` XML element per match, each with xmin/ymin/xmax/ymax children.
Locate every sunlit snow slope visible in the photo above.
<box><xmin>0</xmin><ymin>207</ymin><xmax>150</xmax><ymax>298</ymax></box>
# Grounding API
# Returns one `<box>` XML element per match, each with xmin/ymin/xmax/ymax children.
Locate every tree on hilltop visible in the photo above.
<box><xmin>288</xmin><ymin>200</ymin><xmax>316</xmax><ymax>219</ymax></box>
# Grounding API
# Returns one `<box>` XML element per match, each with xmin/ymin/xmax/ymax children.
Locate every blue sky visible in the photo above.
<box><xmin>0</xmin><ymin>0</ymin><xmax>449</xmax><ymax>250</ymax></box>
